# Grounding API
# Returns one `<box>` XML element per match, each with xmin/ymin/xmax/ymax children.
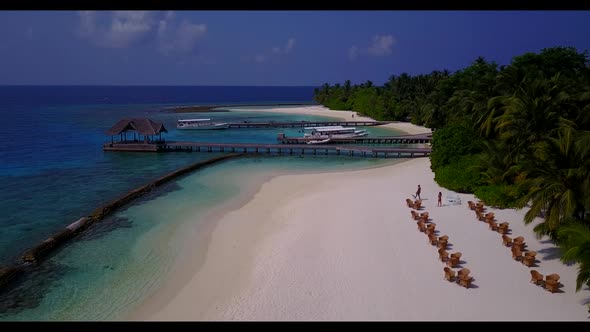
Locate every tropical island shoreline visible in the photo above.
<box><xmin>126</xmin><ymin>105</ymin><xmax>590</xmax><ymax>321</ymax></box>
<box><xmin>170</xmin><ymin>103</ymin><xmax>319</xmax><ymax>113</ymax></box>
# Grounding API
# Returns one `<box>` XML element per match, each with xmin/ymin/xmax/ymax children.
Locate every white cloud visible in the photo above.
<box><xmin>103</xmin><ymin>11</ymin><xmax>156</xmax><ymax>48</ymax></box>
<box><xmin>76</xmin><ymin>11</ymin><xmax>207</xmax><ymax>55</ymax></box>
<box><xmin>78</xmin><ymin>11</ymin><xmax>95</xmax><ymax>38</ymax></box>
<box><xmin>158</xmin><ymin>20</ymin><xmax>207</xmax><ymax>55</ymax></box>
<box><xmin>244</xmin><ymin>37</ymin><xmax>296</xmax><ymax>64</ymax></box>
<box><xmin>285</xmin><ymin>38</ymin><xmax>295</xmax><ymax>53</ymax></box>
<box><xmin>254</xmin><ymin>55</ymin><xmax>266</xmax><ymax>63</ymax></box>
<box><xmin>349</xmin><ymin>34</ymin><xmax>396</xmax><ymax>61</ymax></box>
<box><xmin>367</xmin><ymin>35</ymin><xmax>395</xmax><ymax>56</ymax></box>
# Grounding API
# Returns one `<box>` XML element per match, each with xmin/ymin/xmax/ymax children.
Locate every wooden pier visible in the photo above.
<box><xmin>276</xmin><ymin>133</ymin><xmax>432</xmax><ymax>144</ymax></box>
<box><xmin>104</xmin><ymin>141</ymin><xmax>431</xmax><ymax>158</ymax></box>
<box><xmin>226</xmin><ymin>120</ymin><xmax>393</xmax><ymax>129</ymax></box>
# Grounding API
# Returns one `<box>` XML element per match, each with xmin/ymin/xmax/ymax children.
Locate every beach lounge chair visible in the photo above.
<box><xmin>476</xmin><ymin>202</ymin><xmax>485</xmax><ymax>213</ymax></box>
<box><xmin>447</xmin><ymin>254</ymin><xmax>461</xmax><ymax>268</ymax></box>
<box><xmin>420</xmin><ymin>212</ymin><xmax>429</xmax><ymax>220</ymax></box>
<box><xmin>444</xmin><ymin>267</ymin><xmax>456</xmax><ymax>282</ymax></box>
<box><xmin>530</xmin><ymin>270</ymin><xmax>544</xmax><ymax>285</ymax></box>
<box><xmin>498</xmin><ymin>222</ymin><xmax>509</xmax><ymax>235</ymax></box>
<box><xmin>437</xmin><ymin>240</ymin><xmax>448</xmax><ymax>250</ymax></box>
<box><xmin>438</xmin><ymin>248</ymin><xmax>449</xmax><ymax>262</ymax></box>
<box><xmin>511</xmin><ymin>246</ymin><xmax>523</xmax><ymax>261</ymax></box>
<box><xmin>485</xmin><ymin>212</ymin><xmax>495</xmax><ymax>220</ymax></box>
<box><xmin>458</xmin><ymin>274</ymin><xmax>473</xmax><ymax>288</ymax></box>
<box><xmin>545</xmin><ymin>279</ymin><xmax>560</xmax><ymax>293</ymax></box>
<box><xmin>522</xmin><ymin>251</ymin><xmax>537</xmax><ymax>267</ymax></box>
<box><xmin>513</xmin><ymin>236</ymin><xmax>526</xmax><ymax>250</ymax></box>
<box><xmin>458</xmin><ymin>268</ymin><xmax>470</xmax><ymax>277</ymax></box>
<box><xmin>467</xmin><ymin>201</ymin><xmax>475</xmax><ymax>210</ymax></box>
<box><xmin>406</xmin><ymin>198</ymin><xmax>414</xmax><ymax>208</ymax></box>
<box><xmin>446</xmin><ymin>258</ymin><xmax>459</xmax><ymax>268</ymax></box>
<box><xmin>428</xmin><ymin>233</ymin><xmax>438</xmax><ymax>246</ymax></box>
<box><xmin>502</xmin><ymin>235</ymin><xmax>512</xmax><ymax>247</ymax></box>
<box><xmin>544</xmin><ymin>275</ymin><xmax>561</xmax><ymax>293</ymax></box>
<box><xmin>413</xmin><ymin>200</ymin><xmax>422</xmax><ymax>210</ymax></box>
<box><xmin>488</xmin><ymin>220</ymin><xmax>499</xmax><ymax>231</ymax></box>
<box><xmin>438</xmin><ymin>235</ymin><xmax>449</xmax><ymax>243</ymax></box>
<box><xmin>411</xmin><ymin>210</ymin><xmax>419</xmax><ymax>220</ymax></box>
<box><xmin>477</xmin><ymin>211</ymin><xmax>487</xmax><ymax>222</ymax></box>
<box><xmin>417</xmin><ymin>220</ymin><xmax>427</xmax><ymax>232</ymax></box>
<box><xmin>448</xmin><ymin>252</ymin><xmax>462</xmax><ymax>267</ymax></box>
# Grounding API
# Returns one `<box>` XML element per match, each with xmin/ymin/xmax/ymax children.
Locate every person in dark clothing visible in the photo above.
<box><xmin>438</xmin><ymin>192</ymin><xmax>442</xmax><ymax>207</ymax></box>
<box><xmin>415</xmin><ymin>185</ymin><xmax>421</xmax><ymax>200</ymax></box>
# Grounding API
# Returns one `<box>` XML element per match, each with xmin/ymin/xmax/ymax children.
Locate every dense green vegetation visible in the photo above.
<box><xmin>313</xmin><ymin>47</ymin><xmax>590</xmax><ymax>291</ymax></box>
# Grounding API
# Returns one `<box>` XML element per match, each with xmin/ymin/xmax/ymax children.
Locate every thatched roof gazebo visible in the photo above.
<box><xmin>105</xmin><ymin>118</ymin><xmax>168</xmax><ymax>144</ymax></box>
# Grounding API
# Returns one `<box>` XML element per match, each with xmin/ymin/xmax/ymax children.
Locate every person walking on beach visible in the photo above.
<box><xmin>438</xmin><ymin>192</ymin><xmax>442</xmax><ymax>207</ymax></box>
<box><xmin>415</xmin><ymin>185</ymin><xmax>421</xmax><ymax>200</ymax></box>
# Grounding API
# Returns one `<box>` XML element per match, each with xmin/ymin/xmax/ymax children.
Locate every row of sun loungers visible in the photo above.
<box><xmin>407</xmin><ymin>197</ymin><xmax>473</xmax><ymax>288</ymax></box>
<box><xmin>467</xmin><ymin>200</ymin><xmax>562</xmax><ymax>293</ymax></box>
<box><xmin>444</xmin><ymin>267</ymin><xmax>473</xmax><ymax>288</ymax></box>
<box><xmin>530</xmin><ymin>270</ymin><xmax>562</xmax><ymax>293</ymax></box>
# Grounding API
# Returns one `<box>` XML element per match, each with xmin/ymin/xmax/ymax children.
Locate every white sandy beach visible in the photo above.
<box><xmin>128</xmin><ymin>106</ymin><xmax>589</xmax><ymax>321</ymax></box>
<box><xmin>228</xmin><ymin>105</ymin><xmax>432</xmax><ymax>136</ymax></box>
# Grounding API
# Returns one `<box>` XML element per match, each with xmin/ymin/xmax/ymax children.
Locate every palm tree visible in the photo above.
<box><xmin>493</xmin><ymin>73</ymin><xmax>573</xmax><ymax>160</ymax></box>
<box><xmin>343</xmin><ymin>80</ymin><xmax>352</xmax><ymax>99</ymax></box>
<box><xmin>514</xmin><ymin>126</ymin><xmax>589</xmax><ymax>237</ymax></box>
<box><xmin>558</xmin><ymin>222</ymin><xmax>590</xmax><ymax>291</ymax></box>
<box><xmin>314</xmin><ymin>83</ymin><xmax>331</xmax><ymax>104</ymax></box>
<box><xmin>476</xmin><ymin>140</ymin><xmax>515</xmax><ymax>185</ymax></box>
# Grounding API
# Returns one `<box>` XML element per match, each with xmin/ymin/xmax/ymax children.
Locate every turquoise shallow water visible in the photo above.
<box><xmin>0</xmin><ymin>86</ymin><xmax>408</xmax><ymax>320</ymax></box>
<box><xmin>0</xmin><ymin>155</ymin><xmax>403</xmax><ymax>321</ymax></box>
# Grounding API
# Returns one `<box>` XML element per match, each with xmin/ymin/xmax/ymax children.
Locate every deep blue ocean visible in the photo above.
<box><xmin>0</xmin><ymin>86</ymin><xmax>403</xmax><ymax>320</ymax></box>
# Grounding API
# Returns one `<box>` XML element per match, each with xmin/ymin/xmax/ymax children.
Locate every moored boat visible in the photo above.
<box><xmin>306</xmin><ymin>138</ymin><xmax>331</xmax><ymax>144</ymax></box>
<box><xmin>303</xmin><ymin>126</ymin><xmax>368</xmax><ymax>139</ymax></box>
<box><xmin>177</xmin><ymin>118</ymin><xmax>230</xmax><ymax>130</ymax></box>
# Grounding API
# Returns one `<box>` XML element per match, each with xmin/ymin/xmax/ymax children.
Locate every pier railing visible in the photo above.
<box><xmin>104</xmin><ymin>141</ymin><xmax>431</xmax><ymax>158</ymax></box>
<box><xmin>276</xmin><ymin>133</ymin><xmax>432</xmax><ymax>145</ymax></box>
<box><xmin>158</xmin><ymin>141</ymin><xmax>431</xmax><ymax>158</ymax></box>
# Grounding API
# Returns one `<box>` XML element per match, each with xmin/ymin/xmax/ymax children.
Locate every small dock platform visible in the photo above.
<box><xmin>104</xmin><ymin>141</ymin><xmax>431</xmax><ymax>158</ymax></box>
<box><xmin>277</xmin><ymin>133</ymin><xmax>432</xmax><ymax>144</ymax></box>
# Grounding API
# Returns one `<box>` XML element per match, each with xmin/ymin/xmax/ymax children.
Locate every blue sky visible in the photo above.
<box><xmin>0</xmin><ymin>11</ymin><xmax>589</xmax><ymax>86</ymax></box>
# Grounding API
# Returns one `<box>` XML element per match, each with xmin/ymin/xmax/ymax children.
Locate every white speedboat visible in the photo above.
<box><xmin>177</xmin><ymin>118</ymin><xmax>230</xmax><ymax>130</ymax></box>
<box><xmin>306</xmin><ymin>138</ymin><xmax>331</xmax><ymax>145</ymax></box>
<box><xmin>303</xmin><ymin>126</ymin><xmax>368</xmax><ymax>139</ymax></box>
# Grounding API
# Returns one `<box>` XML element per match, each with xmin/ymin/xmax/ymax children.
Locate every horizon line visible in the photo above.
<box><xmin>0</xmin><ymin>84</ymin><xmax>322</xmax><ymax>88</ymax></box>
